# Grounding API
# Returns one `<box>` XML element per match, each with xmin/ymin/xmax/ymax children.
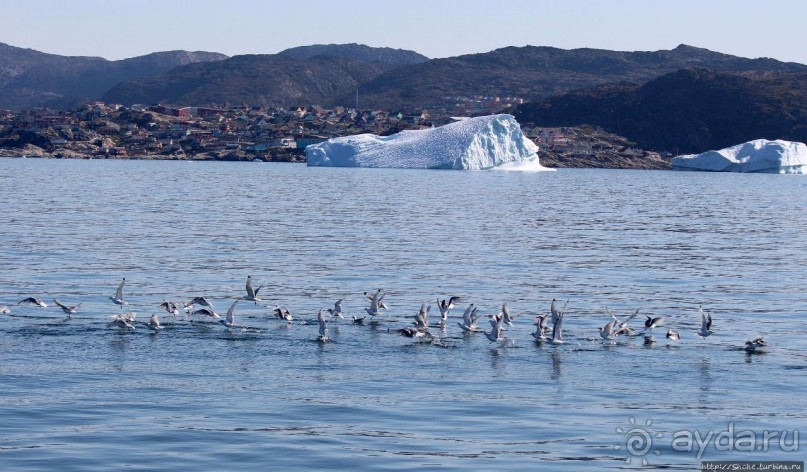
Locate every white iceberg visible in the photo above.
<box><xmin>305</xmin><ymin>114</ymin><xmax>552</xmax><ymax>171</ymax></box>
<box><xmin>671</xmin><ymin>139</ymin><xmax>807</xmax><ymax>174</ymax></box>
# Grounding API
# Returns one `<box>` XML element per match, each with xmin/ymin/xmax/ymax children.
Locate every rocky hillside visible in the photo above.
<box><xmin>329</xmin><ymin>44</ymin><xmax>807</xmax><ymax>111</ymax></box>
<box><xmin>277</xmin><ymin>43</ymin><xmax>428</xmax><ymax>65</ymax></box>
<box><xmin>0</xmin><ymin>42</ymin><xmax>227</xmax><ymax>109</ymax></box>
<box><xmin>102</xmin><ymin>54</ymin><xmax>393</xmax><ymax>107</ymax></box>
<box><xmin>513</xmin><ymin>68</ymin><xmax>807</xmax><ymax>154</ymax></box>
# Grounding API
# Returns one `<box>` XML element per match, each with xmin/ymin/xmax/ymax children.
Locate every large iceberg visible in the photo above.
<box><xmin>305</xmin><ymin>114</ymin><xmax>551</xmax><ymax>171</ymax></box>
<box><xmin>671</xmin><ymin>139</ymin><xmax>807</xmax><ymax>174</ymax></box>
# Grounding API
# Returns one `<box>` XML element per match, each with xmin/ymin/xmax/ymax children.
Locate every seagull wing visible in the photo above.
<box><xmin>226</xmin><ymin>300</ymin><xmax>238</xmax><ymax>325</ymax></box>
<box><xmin>115</xmin><ymin>278</ymin><xmax>125</xmax><ymax>300</ymax></box>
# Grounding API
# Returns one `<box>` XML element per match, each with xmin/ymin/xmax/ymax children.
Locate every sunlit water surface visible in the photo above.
<box><xmin>0</xmin><ymin>158</ymin><xmax>805</xmax><ymax>470</ymax></box>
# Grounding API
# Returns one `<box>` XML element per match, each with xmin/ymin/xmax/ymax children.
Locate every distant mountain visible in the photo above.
<box><xmin>0</xmin><ymin>42</ymin><xmax>227</xmax><ymax>109</ymax></box>
<box><xmin>513</xmin><ymin>68</ymin><xmax>807</xmax><ymax>153</ymax></box>
<box><xmin>330</xmin><ymin>44</ymin><xmax>807</xmax><ymax>111</ymax></box>
<box><xmin>4</xmin><ymin>42</ymin><xmax>807</xmax><ymax>116</ymax></box>
<box><xmin>102</xmin><ymin>54</ymin><xmax>393</xmax><ymax>107</ymax></box>
<box><xmin>277</xmin><ymin>43</ymin><xmax>428</xmax><ymax>65</ymax></box>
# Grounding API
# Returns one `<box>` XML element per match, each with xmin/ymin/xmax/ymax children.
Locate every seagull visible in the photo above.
<box><xmin>666</xmin><ymin>328</ymin><xmax>680</xmax><ymax>341</ymax></box>
<box><xmin>221</xmin><ymin>300</ymin><xmax>239</xmax><ymax>328</ymax></box>
<box><xmin>0</xmin><ymin>305</ymin><xmax>10</xmax><ymax>314</ymax></box>
<box><xmin>327</xmin><ymin>298</ymin><xmax>345</xmax><ymax>319</ymax></box>
<box><xmin>457</xmin><ymin>304</ymin><xmax>482</xmax><ymax>332</ymax></box>
<box><xmin>364</xmin><ymin>289</ymin><xmax>389</xmax><ymax>310</ymax></box>
<box><xmin>485</xmin><ymin>313</ymin><xmax>506</xmax><ymax>343</ymax></box>
<box><xmin>109</xmin><ymin>278</ymin><xmax>127</xmax><ymax>307</ymax></box>
<box><xmin>184</xmin><ymin>296</ymin><xmax>213</xmax><ymax>312</ymax></box>
<box><xmin>599</xmin><ymin>318</ymin><xmax>617</xmax><ymax>341</ymax></box>
<box><xmin>273</xmin><ymin>305</ymin><xmax>293</xmax><ymax>322</ymax></box>
<box><xmin>607</xmin><ymin>307</ymin><xmax>639</xmax><ymax>336</ymax></box>
<box><xmin>532</xmin><ymin>314</ymin><xmax>549</xmax><ymax>341</ymax></box>
<box><xmin>244</xmin><ymin>275</ymin><xmax>263</xmax><ymax>304</ymax></box>
<box><xmin>501</xmin><ymin>303</ymin><xmax>519</xmax><ymax>326</ymax></box>
<box><xmin>53</xmin><ymin>299</ymin><xmax>81</xmax><ymax>317</ymax></box>
<box><xmin>744</xmin><ymin>336</ymin><xmax>766</xmax><ymax>353</ymax></box>
<box><xmin>190</xmin><ymin>307</ymin><xmax>220</xmax><ymax>320</ymax></box>
<box><xmin>317</xmin><ymin>308</ymin><xmax>330</xmax><ymax>342</ymax></box>
<box><xmin>396</xmin><ymin>325</ymin><xmax>432</xmax><ymax>340</ymax></box>
<box><xmin>697</xmin><ymin>305</ymin><xmax>713</xmax><ymax>338</ymax></box>
<box><xmin>148</xmin><ymin>314</ymin><xmax>163</xmax><ymax>331</ymax></box>
<box><xmin>351</xmin><ymin>315</ymin><xmax>367</xmax><ymax>325</ymax></box>
<box><xmin>109</xmin><ymin>312</ymin><xmax>136</xmax><ymax>330</ymax></box>
<box><xmin>414</xmin><ymin>301</ymin><xmax>430</xmax><ymax>328</ymax></box>
<box><xmin>365</xmin><ymin>289</ymin><xmax>386</xmax><ymax>317</ymax></box>
<box><xmin>550</xmin><ymin>298</ymin><xmax>566</xmax><ymax>323</ymax></box>
<box><xmin>644</xmin><ymin>315</ymin><xmax>665</xmax><ymax>329</ymax></box>
<box><xmin>437</xmin><ymin>296</ymin><xmax>461</xmax><ymax>321</ymax></box>
<box><xmin>18</xmin><ymin>297</ymin><xmax>48</xmax><ymax>308</ymax></box>
<box><xmin>551</xmin><ymin>307</ymin><xmax>565</xmax><ymax>344</ymax></box>
<box><xmin>158</xmin><ymin>300</ymin><xmax>181</xmax><ymax>317</ymax></box>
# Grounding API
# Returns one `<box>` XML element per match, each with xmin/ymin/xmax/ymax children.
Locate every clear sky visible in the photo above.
<box><xmin>1</xmin><ymin>0</ymin><xmax>806</xmax><ymax>64</ymax></box>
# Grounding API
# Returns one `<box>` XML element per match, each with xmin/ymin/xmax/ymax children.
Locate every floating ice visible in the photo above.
<box><xmin>672</xmin><ymin>139</ymin><xmax>807</xmax><ymax>174</ymax></box>
<box><xmin>305</xmin><ymin>114</ymin><xmax>552</xmax><ymax>171</ymax></box>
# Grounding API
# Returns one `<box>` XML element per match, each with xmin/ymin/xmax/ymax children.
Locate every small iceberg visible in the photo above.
<box><xmin>305</xmin><ymin>114</ymin><xmax>552</xmax><ymax>171</ymax></box>
<box><xmin>672</xmin><ymin>139</ymin><xmax>807</xmax><ymax>174</ymax></box>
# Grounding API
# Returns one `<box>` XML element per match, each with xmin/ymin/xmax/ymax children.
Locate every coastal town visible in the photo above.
<box><xmin>0</xmin><ymin>97</ymin><xmax>668</xmax><ymax>168</ymax></box>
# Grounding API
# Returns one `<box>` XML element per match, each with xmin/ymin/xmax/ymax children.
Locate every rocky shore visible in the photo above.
<box><xmin>0</xmin><ymin>144</ymin><xmax>306</xmax><ymax>162</ymax></box>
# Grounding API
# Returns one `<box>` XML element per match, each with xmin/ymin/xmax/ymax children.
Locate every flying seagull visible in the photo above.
<box><xmin>190</xmin><ymin>307</ymin><xmax>220</xmax><ymax>320</ymax></box>
<box><xmin>109</xmin><ymin>278</ymin><xmax>127</xmax><ymax>307</ymax></box>
<box><xmin>327</xmin><ymin>298</ymin><xmax>345</xmax><ymax>320</ymax></box>
<box><xmin>273</xmin><ymin>305</ymin><xmax>293</xmax><ymax>322</ymax></box>
<box><xmin>244</xmin><ymin>275</ymin><xmax>263</xmax><ymax>304</ymax></box>
<box><xmin>607</xmin><ymin>307</ymin><xmax>639</xmax><ymax>336</ymax></box>
<box><xmin>413</xmin><ymin>301</ymin><xmax>430</xmax><ymax>328</ymax></box>
<box><xmin>158</xmin><ymin>300</ymin><xmax>181</xmax><ymax>317</ymax></box>
<box><xmin>551</xmin><ymin>306</ymin><xmax>566</xmax><ymax>344</ymax></box>
<box><xmin>365</xmin><ymin>289</ymin><xmax>386</xmax><ymax>317</ymax></box>
<box><xmin>53</xmin><ymin>299</ymin><xmax>81</xmax><ymax>317</ymax></box>
<box><xmin>437</xmin><ymin>296</ymin><xmax>461</xmax><ymax>321</ymax></box>
<box><xmin>457</xmin><ymin>304</ymin><xmax>482</xmax><ymax>333</ymax></box>
<box><xmin>18</xmin><ymin>297</ymin><xmax>48</xmax><ymax>308</ymax></box>
<box><xmin>485</xmin><ymin>313</ymin><xmax>506</xmax><ymax>343</ymax></box>
<box><xmin>532</xmin><ymin>314</ymin><xmax>549</xmax><ymax>341</ymax></box>
<box><xmin>221</xmin><ymin>300</ymin><xmax>239</xmax><ymax>328</ymax></box>
<box><xmin>364</xmin><ymin>289</ymin><xmax>389</xmax><ymax>311</ymax></box>
<box><xmin>697</xmin><ymin>305</ymin><xmax>713</xmax><ymax>338</ymax></box>
<box><xmin>599</xmin><ymin>318</ymin><xmax>617</xmax><ymax>341</ymax></box>
<box><xmin>109</xmin><ymin>312</ymin><xmax>136</xmax><ymax>330</ymax></box>
<box><xmin>184</xmin><ymin>296</ymin><xmax>214</xmax><ymax>312</ymax></box>
<box><xmin>644</xmin><ymin>315</ymin><xmax>665</xmax><ymax>330</ymax></box>
<box><xmin>501</xmin><ymin>303</ymin><xmax>519</xmax><ymax>326</ymax></box>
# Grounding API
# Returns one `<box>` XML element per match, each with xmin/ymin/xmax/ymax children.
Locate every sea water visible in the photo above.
<box><xmin>0</xmin><ymin>158</ymin><xmax>805</xmax><ymax>470</ymax></box>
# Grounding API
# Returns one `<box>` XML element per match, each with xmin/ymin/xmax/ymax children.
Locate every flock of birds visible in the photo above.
<box><xmin>1</xmin><ymin>276</ymin><xmax>768</xmax><ymax>353</ymax></box>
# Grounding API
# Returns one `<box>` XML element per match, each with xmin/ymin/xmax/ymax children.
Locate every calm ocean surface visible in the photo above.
<box><xmin>0</xmin><ymin>158</ymin><xmax>805</xmax><ymax>470</ymax></box>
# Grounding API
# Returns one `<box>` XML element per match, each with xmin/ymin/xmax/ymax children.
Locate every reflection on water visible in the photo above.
<box><xmin>551</xmin><ymin>350</ymin><xmax>563</xmax><ymax>380</ymax></box>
